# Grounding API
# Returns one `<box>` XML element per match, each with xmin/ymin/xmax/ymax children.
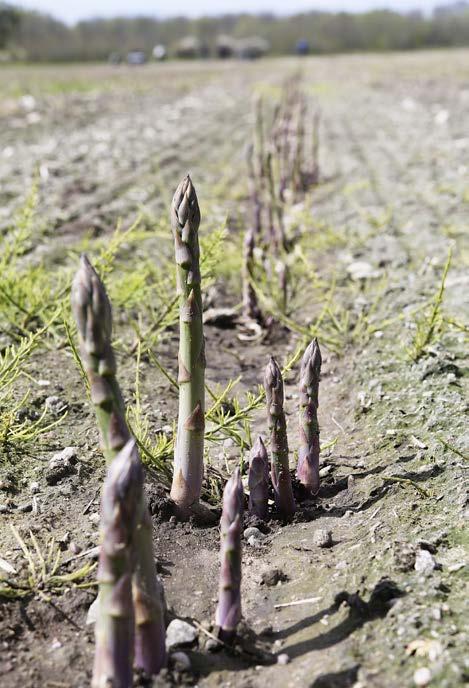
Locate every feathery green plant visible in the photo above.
<box><xmin>407</xmin><ymin>249</ymin><xmax>452</xmax><ymax>362</ymax></box>
<box><xmin>0</xmin><ymin>526</ymin><xmax>95</xmax><ymax>601</ymax></box>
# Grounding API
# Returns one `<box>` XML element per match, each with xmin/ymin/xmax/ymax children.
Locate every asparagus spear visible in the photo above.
<box><xmin>248</xmin><ymin>436</ymin><xmax>269</xmax><ymax>519</ymax></box>
<box><xmin>133</xmin><ymin>507</ymin><xmax>167</xmax><ymax>676</ymax></box>
<box><xmin>246</xmin><ymin>142</ymin><xmax>262</xmax><ymax>241</ymax></box>
<box><xmin>92</xmin><ymin>440</ymin><xmax>142</xmax><ymax>688</ymax></box>
<box><xmin>215</xmin><ymin>468</ymin><xmax>244</xmax><ymax>642</ymax></box>
<box><xmin>72</xmin><ymin>257</ymin><xmax>167</xmax><ymax>676</ymax></box>
<box><xmin>264</xmin><ymin>357</ymin><xmax>296</xmax><ymax>518</ymax></box>
<box><xmin>71</xmin><ymin>254</ymin><xmax>130</xmax><ymax>461</ymax></box>
<box><xmin>296</xmin><ymin>339</ymin><xmax>322</xmax><ymax>494</ymax></box>
<box><xmin>265</xmin><ymin>150</ymin><xmax>287</xmax><ymax>253</ymax></box>
<box><xmin>169</xmin><ymin>175</ymin><xmax>206</xmax><ymax>511</ymax></box>
<box><xmin>242</xmin><ymin>226</ymin><xmax>263</xmax><ymax>323</ymax></box>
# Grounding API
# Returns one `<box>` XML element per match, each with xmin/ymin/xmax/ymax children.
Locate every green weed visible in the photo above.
<box><xmin>407</xmin><ymin>249</ymin><xmax>452</xmax><ymax>362</ymax></box>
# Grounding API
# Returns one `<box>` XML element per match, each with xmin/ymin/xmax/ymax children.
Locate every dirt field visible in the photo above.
<box><xmin>0</xmin><ymin>51</ymin><xmax>468</xmax><ymax>688</ymax></box>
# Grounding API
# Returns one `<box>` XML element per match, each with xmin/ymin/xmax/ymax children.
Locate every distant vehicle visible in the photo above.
<box><xmin>296</xmin><ymin>39</ymin><xmax>310</xmax><ymax>56</ymax></box>
<box><xmin>127</xmin><ymin>50</ymin><xmax>146</xmax><ymax>65</ymax></box>
<box><xmin>175</xmin><ymin>36</ymin><xmax>209</xmax><ymax>59</ymax></box>
<box><xmin>152</xmin><ymin>44</ymin><xmax>167</xmax><ymax>61</ymax></box>
<box><xmin>236</xmin><ymin>37</ymin><xmax>269</xmax><ymax>60</ymax></box>
<box><xmin>216</xmin><ymin>34</ymin><xmax>236</xmax><ymax>59</ymax></box>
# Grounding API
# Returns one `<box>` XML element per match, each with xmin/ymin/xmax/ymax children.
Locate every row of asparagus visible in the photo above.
<box><xmin>71</xmin><ymin>172</ymin><xmax>322</xmax><ymax>684</ymax></box>
<box><xmin>243</xmin><ymin>76</ymin><xmax>320</xmax><ymax>323</ymax></box>
<box><xmin>251</xmin><ymin>340</ymin><xmax>322</xmax><ymax>523</ymax></box>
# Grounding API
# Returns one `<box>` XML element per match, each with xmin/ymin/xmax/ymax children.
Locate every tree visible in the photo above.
<box><xmin>0</xmin><ymin>3</ymin><xmax>19</xmax><ymax>49</ymax></box>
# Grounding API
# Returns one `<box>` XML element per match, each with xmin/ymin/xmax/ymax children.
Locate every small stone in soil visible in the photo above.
<box><xmin>313</xmin><ymin>529</ymin><xmax>333</xmax><ymax>548</ymax></box>
<box><xmin>45</xmin><ymin>396</ymin><xmax>68</xmax><ymax>416</ymax></box>
<box><xmin>414</xmin><ymin>667</ymin><xmax>432</xmax><ymax>686</ymax></box>
<box><xmin>205</xmin><ymin>638</ymin><xmax>221</xmax><ymax>652</ymax></box>
<box><xmin>166</xmin><ymin>619</ymin><xmax>198</xmax><ymax>649</ymax></box>
<box><xmin>261</xmin><ymin>569</ymin><xmax>289</xmax><ymax>587</ymax></box>
<box><xmin>86</xmin><ymin>597</ymin><xmax>99</xmax><ymax>625</ymax></box>
<box><xmin>415</xmin><ymin>549</ymin><xmax>437</xmax><ymax>574</ymax></box>
<box><xmin>69</xmin><ymin>541</ymin><xmax>81</xmax><ymax>555</ymax></box>
<box><xmin>29</xmin><ymin>481</ymin><xmax>40</xmax><ymax>494</ymax></box>
<box><xmin>277</xmin><ymin>653</ymin><xmax>290</xmax><ymax>665</ymax></box>
<box><xmin>244</xmin><ymin>527</ymin><xmax>265</xmax><ymax>541</ymax></box>
<box><xmin>45</xmin><ymin>447</ymin><xmax>78</xmax><ymax>485</ymax></box>
<box><xmin>248</xmin><ymin>536</ymin><xmax>264</xmax><ymax>548</ymax></box>
<box><xmin>319</xmin><ymin>465</ymin><xmax>332</xmax><ymax>477</ymax></box>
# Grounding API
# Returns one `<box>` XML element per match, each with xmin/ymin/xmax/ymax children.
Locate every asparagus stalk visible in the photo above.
<box><xmin>71</xmin><ymin>254</ymin><xmax>130</xmax><ymax>461</ymax></box>
<box><xmin>264</xmin><ymin>357</ymin><xmax>296</xmax><ymax>518</ymax></box>
<box><xmin>215</xmin><ymin>468</ymin><xmax>244</xmax><ymax>642</ymax></box>
<box><xmin>297</xmin><ymin>338</ymin><xmax>322</xmax><ymax>494</ymax></box>
<box><xmin>246</xmin><ymin>142</ymin><xmax>262</xmax><ymax>241</ymax></box>
<box><xmin>72</xmin><ymin>257</ymin><xmax>167</xmax><ymax>676</ymax></box>
<box><xmin>266</xmin><ymin>151</ymin><xmax>284</xmax><ymax>253</ymax></box>
<box><xmin>277</xmin><ymin>260</ymin><xmax>288</xmax><ymax>314</ymax></box>
<box><xmin>242</xmin><ymin>226</ymin><xmax>263</xmax><ymax>323</ymax></box>
<box><xmin>293</xmin><ymin>94</ymin><xmax>306</xmax><ymax>195</ymax></box>
<box><xmin>310</xmin><ymin>109</ymin><xmax>320</xmax><ymax>185</ymax></box>
<box><xmin>248</xmin><ymin>436</ymin><xmax>269</xmax><ymax>519</ymax></box>
<box><xmin>170</xmin><ymin>175</ymin><xmax>206</xmax><ymax>510</ymax></box>
<box><xmin>92</xmin><ymin>440</ymin><xmax>143</xmax><ymax>688</ymax></box>
<box><xmin>133</xmin><ymin>507</ymin><xmax>167</xmax><ymax>675</ymax></box>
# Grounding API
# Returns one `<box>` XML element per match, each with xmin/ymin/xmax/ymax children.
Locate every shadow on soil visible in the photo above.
<box><xmin>276</xmin><ymin>578</ymin><xmax>404</xmax><ymax>661</ymax></box>
<box><xmin>191</xmin><ymin>578</ymin><xmax>404</xmax><ymax>679</ymax></box>
<box><xmin>310</xmin><ymin>664</ymin><xmax>360</xmax><ymax>688</ymax></box>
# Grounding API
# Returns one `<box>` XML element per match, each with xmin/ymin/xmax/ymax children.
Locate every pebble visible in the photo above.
<box><xmin>346</xmin><ymin>260</ymin><xmax>380</xmax><ymax>281</ymax></box>
<box><xmin>277</xmin><ymin>653</ymin><xmax>290</xmax><ymax>665</ymax></box>
<box><xmin>415</xmin><ymin>550</ymin><xmax>437</xmax><ymax>574</ymax></box>
<box><xmin>313</xmin><ymin>529</ymin><xmax>333</xmax><ymax>548</ymax></box>
<box><xmin>244</xmin><ymin>527</ymin><xmax>264</xmax><ymax>541</ymax></box>
<box><xmin>86</xmin><ymin>597</ymin><xmax>99</xmax><ymax>625</ymax></box>
<box><xmin>69</xmin><ymin>541</ymin><xmax>81</xmax><ymax>555</ymax></box>
<box><xmin>46</xmin><ymin>447</ymin><xmax>78</xmax><ymax>485</ymax></box>
<box><xmin>205</xmin><ymin>638</ymin><xmax>220</xmax><ymax>652</ymax></box>
<box><xmin>414</xmin><ymin>667</ymin><xmax>432</xmax><ymax>686</ymax></box>
<box><xmin>248</xmin><ymin>536</ymin><xmax>263</xmax><ymax>548</ymax></box>
<box><xmin>89</xmin><ymin>513</ymin><xmax>100</xmax><ymax>525</ymax></box>
<box><xmin>45</xmin><ymin>396</ymin><xmax>68</xmax><ymax>416</ymax></box>
<box><xmin>29</xmin><ymin>481</ymin><xmax>40</xmax><ymax>494</ymax></box>
<box><xmin>171</xmin><ymin>651</ymin><xmax>191</xmax><ymax>671</ymax></box>
<box><xmin>165</xmin><ymin>619</ymin><xmax>198</xmax><ymax>649</ymax></box>
<box><xmin>0</xmin><ymin>504</ymin><xmax>9</xmax><ymax>513</ymax></box>
<box><xmin>319</xmin><ymin>465</ymin><xmax>332</xmax><ymax>477</ymax></box>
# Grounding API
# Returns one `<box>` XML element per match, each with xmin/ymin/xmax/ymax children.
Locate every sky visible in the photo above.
<box><xmin>12</xmin><ymin>1</ymin><xmax>443</xmax><ymax>24</ymax></box>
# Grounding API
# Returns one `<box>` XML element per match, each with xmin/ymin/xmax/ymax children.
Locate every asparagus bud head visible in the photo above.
<box><xmin>297</xmin><ymin>338</ymin><xmax>322</xmax><ymax>494</ymax></box>
<box><xmin>215</xmin><ymin>468</ymin><xmax>244</xmax><ymax>641</ymax></box>
<box><xmin>171</xmin><ymin>174</ymin><xmax>201</xmax><ymax>285</ymax></box>
<box><xmin>264</xmin><ymin>357</ymin><xmax>284</xmax><ymax>418</ymax></box>
<box><xmin>92</xmin><ymin>439</ymin><xmax>143</xmax><ymax>688</ymax></box>
<box><xmin>264</xmin><ymin>357</ymin><xmax>296</xmax><ymax>519</ymax></box>
<box><xmin>248</xmin><ymin>436</ymin><xmax>269</xmax><ymax>519</ymax></box>
<box><xmin>71</xmin><ymin>254</ymin><xmax>114</xmax><ymax>374</ymax></box>
<box><xmin>71</xmin><ymin>254</ymin><xmax>129</xmax><ymax>460</ymax></box>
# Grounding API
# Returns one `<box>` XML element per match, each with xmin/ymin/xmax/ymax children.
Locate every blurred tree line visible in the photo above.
<box><xmin>0</xmin><ymin>2</ymin><xmax>468</xmax><ymax>61</ymax></box>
